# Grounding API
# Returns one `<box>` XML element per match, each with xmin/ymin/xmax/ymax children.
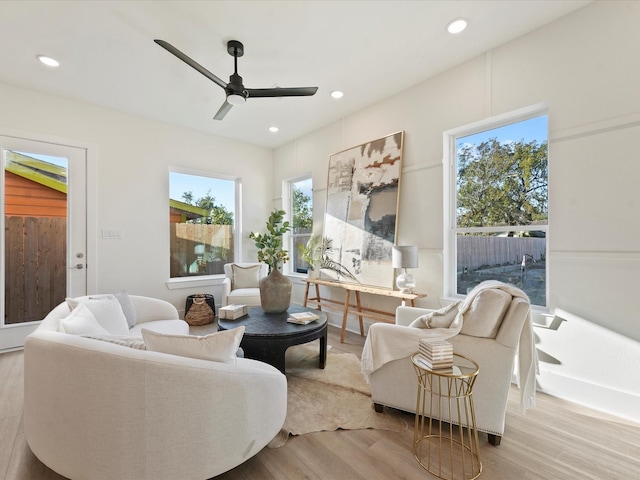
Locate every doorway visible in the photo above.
<box><xmin>1</xmin><ymin>135</ymin><xmax>87</xmax><ymax>351</ymax></box>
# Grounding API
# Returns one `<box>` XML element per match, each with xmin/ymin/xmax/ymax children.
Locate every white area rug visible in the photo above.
<box><xmin>267</xmin><ymin>342</ymin><xmax>408</xmax><ymax>448</ymax></box>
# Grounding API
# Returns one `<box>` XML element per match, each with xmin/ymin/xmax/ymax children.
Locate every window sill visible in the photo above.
<box><xmin>166</xmin><ymin>275</ymin><xmax>225</xmax><ymax>290</ymax></box>
<box><xmin>285</xmin><ymin>272</ymin><xmax>309</xmax><ymax>282</ymax></box>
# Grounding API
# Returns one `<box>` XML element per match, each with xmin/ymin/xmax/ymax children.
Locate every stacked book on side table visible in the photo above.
<box><xmin>287</xmin><ymin>311</ymin><xmax>319</xmax><ymax>325</ymax></box>
<box><xmin>218</xmin><ymin>304</ymin><xmax>248</xmax><ymax>320</ymax></box>
<box><xmin>417</xmin><ymin>339</ymin><xmax>454</xmax><ymax>372</ymax></box>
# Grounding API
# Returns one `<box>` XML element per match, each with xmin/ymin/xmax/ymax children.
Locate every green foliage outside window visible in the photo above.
<box><xmin>182</xmin><ymin>189</ymin><xmax>234</xmax><ymax>225</ymax></box>
<box><xmin>292</xmin><ymin>185</ymin><xmax>312</xmax><ymax>231</ymax></box>
<box><xmin>457</xmin><ymin>138</ymin><xmax>548</xmax><ymax>228</ymax></box>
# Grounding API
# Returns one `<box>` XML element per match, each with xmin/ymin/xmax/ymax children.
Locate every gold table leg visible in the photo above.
<box><xmin>413</xmin><ymin>362</ymin><xmax>482</xmax><ymax>480</ymax></box>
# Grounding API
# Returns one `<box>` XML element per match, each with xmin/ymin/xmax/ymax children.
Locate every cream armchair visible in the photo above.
<box><xmin>221</xmin><ymin>262</ymin><xmax>269</xmax><ymax>307</ymax></box>
<box><xmin>364</xmin><ymin>281</ymin><xmax>534</xmax><ymax>445</ymax></box>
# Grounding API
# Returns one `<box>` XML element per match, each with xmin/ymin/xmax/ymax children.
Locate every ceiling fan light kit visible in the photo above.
<box><xmin>227</xmin><ymin>94</ymin><xmax>246</xmax><ymax>106</ymax></box>
<box><xmin>154</xmin><ymin>39</ymin><xmax>318</xmax><ymax>120</ymax></box>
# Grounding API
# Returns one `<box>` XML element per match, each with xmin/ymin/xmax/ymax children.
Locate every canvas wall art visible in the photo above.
<box><xmin>322</xmin><ymin>131</ymin><xmax>404</xmax><ymax>288</ymax></box>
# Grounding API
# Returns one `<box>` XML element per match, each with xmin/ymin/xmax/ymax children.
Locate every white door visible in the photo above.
<box><xmin>1</xmin><ymin>135</ymin><xmax>87</xmax><ymax>351</ymax></box>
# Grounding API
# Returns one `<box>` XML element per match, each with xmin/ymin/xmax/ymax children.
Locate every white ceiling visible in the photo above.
<box><xmin>0</xmin><ymin>1</ymin><xmax>591</xmax><ymax>149</ymax></box>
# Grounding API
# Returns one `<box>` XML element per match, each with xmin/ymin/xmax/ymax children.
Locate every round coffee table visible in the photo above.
<box><xmin>218</xmin><ymin>305</ymin><xmax>327</xmax><ymax>373</ymax></box>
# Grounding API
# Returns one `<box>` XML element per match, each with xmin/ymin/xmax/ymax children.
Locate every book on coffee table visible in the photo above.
<box><xmin>218</xmin><ymin>304</ymin><xmax>248</xmax><ymax>320</ymax></box>
<box><xmin>287</xmin><ymin>311</ymin><xmax>319</xmax><ymax>325</ymax></box>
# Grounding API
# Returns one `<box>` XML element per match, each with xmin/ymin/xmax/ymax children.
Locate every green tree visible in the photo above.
<box><xmin>182</xmin><ymin>189</ymin><xmax>234</xmax><ymax>225</ymax></box>
<box><xmin>456</xmin><ymin>138</ymin><xmax>547</xmax><ymax>228</ymax></box>
<box><xmin>292</xmin><ymin>185</ymin><xmax>312</xmax><ymax>231</ymax></box>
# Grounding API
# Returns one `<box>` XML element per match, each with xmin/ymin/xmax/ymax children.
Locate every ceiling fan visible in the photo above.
<box><xmin>154</xmin><ymin>39</ymin><xmax>318</xmax><ymax>120</ymax></box>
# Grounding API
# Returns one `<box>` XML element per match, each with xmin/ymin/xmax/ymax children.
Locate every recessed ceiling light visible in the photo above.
<box><xmin>37</xmin><ymin>55</ymin><xmax>60</xmax><ymax>67</ymax></box>
<box><xmin>447</xmin><ymin>18</ymin><xmax>468</xmax><ymax>34</ymax></box>
<box><xmin>331</xmin><ymin>90</ymin><xmax>344</xmax><ymax>99</ymax></box>
<box><xmin>269</xmin><ymin>126</ymin><xmax>279</xmax><ymax>133</ymax></box>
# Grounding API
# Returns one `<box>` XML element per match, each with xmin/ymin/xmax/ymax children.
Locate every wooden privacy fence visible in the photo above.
<box><xmin>457</xmin><ymin>236</ymin><xmax>546</xmax><ymax>272</ymax></box>
<box><xmin>170</xmin><ymin>223</ymin><xmax>234</xmax><ymax>277</ymax></box>
<box><xmin>4</xmin><ymin>216</ymin><xmax>66</xmax><ymax>324</ymax></box>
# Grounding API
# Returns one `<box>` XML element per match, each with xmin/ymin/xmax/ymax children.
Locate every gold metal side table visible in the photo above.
<box><xmin>411</xmin><ymin>352</ymin><xmax>482</xmax><ymax>480</ymax></box>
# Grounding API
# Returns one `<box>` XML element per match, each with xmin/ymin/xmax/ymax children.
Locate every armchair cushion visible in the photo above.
<box><xmin>222</xmin><ymin>263</ymin><xmax>268</xmax><ymax>307</ymax></box>
<box><xmin>408</xmin><ymin>301</ymin><xmax>460</xmax><ymax>329</ymax></box>
<box><xmin>231</xmin><ymin>264</ymin><xmax>262</xmax><ymax>289</ymax></box>
<box><xmin>460</xmin><ymin>288</ymin><xmax>511</xmax><ymax>338</ymax></box>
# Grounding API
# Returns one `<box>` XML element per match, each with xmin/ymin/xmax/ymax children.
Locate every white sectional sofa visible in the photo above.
<box><xmin>24</xmin><ymin>295</ymin><xmax>287</xmax><ymax>480</ymax></box>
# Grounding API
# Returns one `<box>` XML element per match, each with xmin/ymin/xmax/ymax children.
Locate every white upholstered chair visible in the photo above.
<box><xmin>364</xmin><ymin>281</ymin><xmax>533</xmax><ymax>445</ymax></box>
<box><xmin>221</xmin><ymin>262</ymin><xmax>268</xmax><ymax>307</ymax></box>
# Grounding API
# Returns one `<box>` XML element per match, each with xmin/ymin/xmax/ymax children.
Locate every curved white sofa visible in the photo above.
<box><xmin>24</xmin><ymin>295</ymin><xmax>287</xmax><ymax>480</ymax></box>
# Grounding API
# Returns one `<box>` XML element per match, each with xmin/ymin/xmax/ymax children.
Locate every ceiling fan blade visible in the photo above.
<box><xmin>213</xmin><ymin>99</ymin><xmax>233</xmax><ymax>120</ymax></box>
<box><xmin>246</xmin><ymin>86</ymin><xmax>318</xmax><ymax>98</ymax></box>
<box><xmin>154</xmin><ymin>39</ymin><xmax>227</xmax><ymax>90</ymax></box>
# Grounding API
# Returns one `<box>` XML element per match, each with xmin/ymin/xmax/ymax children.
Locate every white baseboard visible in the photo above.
<box><xmin>536</xmin><ymin>369</ymin><xmax>640</xmax><ymax>425</ymax></box>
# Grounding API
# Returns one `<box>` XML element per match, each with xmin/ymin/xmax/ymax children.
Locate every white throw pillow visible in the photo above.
<box><xmin>141</xmin><ymin>326</ymin><xmax>245</xmax><ymax>363</ymax></box>
<box><xmin>59</xmin><ymin>303</ymin><xmax>110</xmax><ymax>336</ymax></box>
<box><xmin>231</xmin><ymin>264</ymin><xmax>262</xmax><ymax>289</ymax></box>
<box><xmin>66</xmin><ymin>295</ymin><xmax>129</xmax><ymax>336</ymax></box>
<box><xmin>460</xmin><ymin>289</ymin><xmax>511</xmax><ymax>338</ymax></box>
<box><xmin>409</xmin><ymin>301</ymin><xmax>460</xmax><ymax>329</ymax></box>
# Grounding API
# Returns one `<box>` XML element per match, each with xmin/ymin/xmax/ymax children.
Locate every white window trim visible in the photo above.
<box><xmin>442</xmin><ymin>102</ymin><xmax>549</xmax><ymax>302</ymax></box>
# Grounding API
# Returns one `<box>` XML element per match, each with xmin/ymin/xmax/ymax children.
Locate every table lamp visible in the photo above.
<box><xmin>392</xmin><ymin>245</ymin><xmax>419</xmax><ymax>293</ymax></box>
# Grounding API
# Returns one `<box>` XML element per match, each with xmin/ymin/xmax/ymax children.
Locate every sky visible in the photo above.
<box><xmin>169</xmin><ymin>172</ymin><xmax>235</xmax><ymax>211</ymax></box>
<box><xmin>14</xmin><ymin>151</ymin><xmax>68</xmax><ymax>168</ymax></box>
<box><xmin>458</xmin><ymin>115</ymin><xmax>548</xmax><ymax>147</ymax></box>
<box><xmin>293</xmin><ymin>177</ymin><xmax>312</xmax><ymax>200</ymax></box>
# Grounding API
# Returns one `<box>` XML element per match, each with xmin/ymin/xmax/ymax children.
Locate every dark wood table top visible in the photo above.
<box><xmin>218</xmin><ymin>305</ymin><xmax>327</xmax><ymax>337</ymax></box>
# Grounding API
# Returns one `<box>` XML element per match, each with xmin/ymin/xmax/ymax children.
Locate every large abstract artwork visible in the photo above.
<box><xmin>323</xmin><ymin>131</ymin><xmax>404</xmax><ymax>288</ymax></box>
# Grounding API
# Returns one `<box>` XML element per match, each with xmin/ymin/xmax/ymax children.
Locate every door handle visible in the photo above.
<box><xmin>70</xmin><ymin>264</ymin><xmax>84</xmax><ymax>270</ymax></box>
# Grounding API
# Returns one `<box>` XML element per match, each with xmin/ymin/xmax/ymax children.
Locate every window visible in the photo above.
<box><xmin>288</xmin><ymin>176</ymin><xmax>313</xmax><ymax>274</ymax></box>
<box><xmin>169</xmin><ymin>171</ymin><xmax>237</xmax><ymax>278</ymax></box>
<box><xmin>444</xmin><ymin>106</ymin><xmax>548</xmax><ymax>307</ymax></box>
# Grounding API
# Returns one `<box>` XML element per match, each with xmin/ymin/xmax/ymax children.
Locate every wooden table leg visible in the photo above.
<box><xmin>340</xmin><ymin>290</ymin><xmax>351</xmax><ymax>343</ymax></box>
<box><xmin>318</xmin><ymin>325</ymin><xmax>328</xmax><ymax>369</ymax></box>
<box><xmin>303</xmin><ymin>282</ymin><xmax>310</xmax><ymax>307</ymax></box>
<box><xmin>355</xmin><ymin>291</ymin><xmax>364</xmax><ymax>336</ymax></box>
<box><xmin>315</xmin><ymin>284</ymin><xmax>321</xmax><ymax>311</ymax></box>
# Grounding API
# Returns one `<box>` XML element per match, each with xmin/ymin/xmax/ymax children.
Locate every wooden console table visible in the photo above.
<box><xmin>302</xmin><ymin>278</ymin><xmax>426</xmax><ymax>343</ymax></box>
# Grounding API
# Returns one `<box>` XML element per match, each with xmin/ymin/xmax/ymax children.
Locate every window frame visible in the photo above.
<box><xmin>167</xmin><ymin>167</ymin><xmax>240</xmax><ymax>287</ymax></box>
<box><xmin>283</xmin><ymin>174</ymin><xmax>313</xmax><ymax>276</ymax></box>
<box><xmin>443</xmin><ymin>103</ymin><xmax>549</xmax><ymax>307</ymax></box>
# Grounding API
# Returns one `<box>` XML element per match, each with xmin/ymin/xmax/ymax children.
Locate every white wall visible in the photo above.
<box><xmin>0</xmin><ymin>82</ymin><xmax>273</xmax><ymax>312</ymax></box>
<box><xmin>274</xmin><ymin>1</ymin><xmax>640</xmax><ymax>422</ymax></box>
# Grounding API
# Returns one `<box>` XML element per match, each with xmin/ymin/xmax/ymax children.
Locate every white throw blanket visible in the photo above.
<box><xmin>361</xmin><ymin>280</ymin><xmax>538</xmax><ymax>412</ymax></box>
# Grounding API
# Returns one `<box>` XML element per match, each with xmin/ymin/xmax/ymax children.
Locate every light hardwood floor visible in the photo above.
<box><xmin>2</xmin><ymin>325</ymin><xmax>639</xmax><ymax>480</ymax></box>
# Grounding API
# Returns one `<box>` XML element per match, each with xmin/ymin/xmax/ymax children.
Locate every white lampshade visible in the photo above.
<box><xmin>392</xmin><ymin>245</ymin><xmax>419</xmax><ymax>269</ymax></box>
